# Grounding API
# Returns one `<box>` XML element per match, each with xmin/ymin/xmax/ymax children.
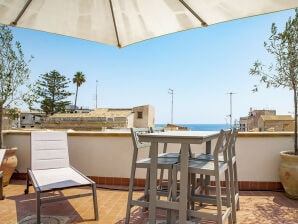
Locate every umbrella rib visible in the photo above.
<box><xmin>179</xmin><ymin>0</ymin><xmax>208</xmax><ymax>27</ymax></box>
<box><xmin>109</xmin><ymin>0</ymin><xmax>121</xmax><ymax>48</ymax></box>
<box><xmin>11</xmin><ymin>0</ymin><xmax>33</xmax><ymax>26</ymax></box>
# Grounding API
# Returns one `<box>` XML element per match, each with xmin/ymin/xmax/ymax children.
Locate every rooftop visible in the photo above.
<box><xmin>0</xmin><ymin>179</ymin><xmax>297</xmax><ymax>224</ymax></box>
<box><xmin>260</xmin><ymin>115</ymin><xmax>293</xmax><ymax>121</ymax></box>
<box><xmin>50</xmin><ymin>108</ymin><xmax>133</xmax><ymax>118</ymax></box>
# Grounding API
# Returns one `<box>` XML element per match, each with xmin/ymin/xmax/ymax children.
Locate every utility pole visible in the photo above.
<box><xmin>168</xmin><ymin>88</ymin><xmax>174</xmax><ymax>124</ymax></box>
<box><xmin>227</xmin><ymin>92</ymin><xmax>236</xmax><ymax>128</ymax></box>
<box><xmin>96</xmin><ymin>80</ymin><xmax>98</xmax><ymax>108</ymax></box>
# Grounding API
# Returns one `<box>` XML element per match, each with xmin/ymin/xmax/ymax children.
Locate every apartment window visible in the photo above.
<box><xmin>137</xmin><ymin>112</ymin><xmax>143</xmax><ymax>119</ymax></box>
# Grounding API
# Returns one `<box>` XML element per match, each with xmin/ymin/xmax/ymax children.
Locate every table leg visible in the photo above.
<box><xmin>149</xmin><ymin>142</ymin><xmax>158</xmax><ymax>224</ymax></box>
<box><xmin>206</xmin><ymin>140</ymin><xmax>211</xmax><ymax>154</ymax></box>
<box><xmin>179</xmin><ymin>143</ymin><xmax>189</xmax><ymax>223</ymax></box>
<box><xmin>205</xmin><ymin>140</ymin><xmax>211</xmax><ymax>195</ymax></box>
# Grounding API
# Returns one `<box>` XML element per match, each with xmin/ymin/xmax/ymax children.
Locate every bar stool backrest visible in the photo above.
<box><xmin>229</xmin><ymin>128</ymin><xmax>238</xmax><ymax>159</ymax></box>
<box><xmin>213</xmin><ymin>129</ymin><xmax>232</xmax><ymax>164</ymax></box>
<box><xmin>130</xmin><ymin>128</ymin><xmax>151</xmax><ymax>150</ymax></box>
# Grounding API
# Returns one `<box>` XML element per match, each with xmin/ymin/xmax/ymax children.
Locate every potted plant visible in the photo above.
<box><xmin>250</xmin><ymin>9</ymin><xmax>298</xmax><ymax>199</ymax></box>
<box><xmin>0</xmin><ymin>25</ymin><xmax>35</xmax><ymax>186</ymax></box>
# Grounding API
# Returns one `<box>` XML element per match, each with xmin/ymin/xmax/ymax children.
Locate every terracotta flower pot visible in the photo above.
<box><xmin>279</xmin><ymin>150</ymin><xmax>298</xmax><ymax>199</ymax></box>
<box><xmin>0</xmin><ymin>147</ymin><xmax>18</xmax><ymax>186</ymax></box>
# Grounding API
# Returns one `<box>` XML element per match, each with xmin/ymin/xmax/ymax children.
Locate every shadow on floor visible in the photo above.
<box><xmin>7</xmin><ymin>190</ymin><xmax>84</xmax><ymax>223</ymax></box>
<box><xmin>237</xmin><ymin>191</ymin><xmax>298</xmax><ymax>224</ymax></box>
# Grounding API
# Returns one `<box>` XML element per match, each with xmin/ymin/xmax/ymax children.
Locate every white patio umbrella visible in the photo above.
<box><xmin>0</xmin><ymin>0</ymin><xmax>297</xmax><ymax>48</ymax></box>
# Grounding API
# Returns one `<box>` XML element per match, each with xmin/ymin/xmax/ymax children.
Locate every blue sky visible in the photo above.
<box><xmin>10</xmin><ymin>9</ymin><xmax>296</xmax><ymax>124</ymax></box>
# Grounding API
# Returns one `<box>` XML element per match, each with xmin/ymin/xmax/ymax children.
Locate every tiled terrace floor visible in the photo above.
<box><xmin>0</xmin><ymin>180</ymin><xmax>297</xmax><ymax>224</ymax></box>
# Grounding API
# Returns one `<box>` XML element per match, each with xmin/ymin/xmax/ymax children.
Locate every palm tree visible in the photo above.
<box><xmin>72</xmin><ymin>72</ymin><xmax>86</xmax><ymax>111</ymax></box>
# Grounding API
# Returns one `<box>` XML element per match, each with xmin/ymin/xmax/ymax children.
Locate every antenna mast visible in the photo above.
<box><xmin>96</xmin><ymin>80</ymin><xmax>98</xmax><ymax>109</ymax></box>
<box><xmin>227</xmin><ymin>92</ymin><xmax>236</xmax><ymax>128</ymax></box>
<box><xmin>168</xmin><ymin>88</ymin><xmax>174</xmax><ymax>124</ymax></box>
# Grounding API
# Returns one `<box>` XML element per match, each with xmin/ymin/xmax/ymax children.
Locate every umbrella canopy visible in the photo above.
<box><xmin>0</xmin><ymin>0</ymin><xmax>297</xmax><ymax>48</ymax></box>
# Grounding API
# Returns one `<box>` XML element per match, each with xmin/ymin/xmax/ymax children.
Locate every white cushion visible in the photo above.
<box><xmin>31</xmin><ymin>167</ymin><xmax>91</xmax><ymax>191</ymax></box>
<box><xmin>31</xmin><ymin>132</ymin><xmax>70</xmax><ymax>170</ymax></box>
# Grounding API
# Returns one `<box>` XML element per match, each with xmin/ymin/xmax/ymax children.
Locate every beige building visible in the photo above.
<box><xmin>258</xmin><ymin>115</ymin><xmax>294</xmax><ymax>132</ymax></box>
<box><xmin>239</xmin><ymin>108</ymin><xmax>294</xmax><ymax>132</ymax></box>
<box><xmin>41</xmin><ymin>105</ymin><xmax>155</xmax><ymax>131</ymax></box>
<box><xmin>132</xmin><ymin>105</ymin><xmax>155</xmax><ymax>128</ymax></box>
<box><xmin>239</xmin><ymin>116</ymin><xmax>248</xmax><ymax>132</ymax></box>
<box><xmin>247</xmin><ymin>109</ymin><xmax>276</xmax><ymax>131</ymax></box>
<box><xmin>19</xmin><ymin>111</ymin><xmax>45</xmax><ymax>128</ymax></box>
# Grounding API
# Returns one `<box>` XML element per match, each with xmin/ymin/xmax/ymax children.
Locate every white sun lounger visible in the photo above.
<box><xmin>24</xmin><ymin>131</ymin><xmax>98</xmax><ymax>224</ymax></box>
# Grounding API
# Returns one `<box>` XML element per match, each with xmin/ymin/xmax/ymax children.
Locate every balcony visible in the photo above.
<box><xmin>1</xmin><ymin>130</ymin><xmax>298</xmax><ymax>223</ymax></box>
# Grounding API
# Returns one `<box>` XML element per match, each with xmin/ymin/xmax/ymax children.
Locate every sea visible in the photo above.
<box><xmin>155</xmin><ymin>124</ymin><xmax>231</xmax><ymax>131</ymax></box>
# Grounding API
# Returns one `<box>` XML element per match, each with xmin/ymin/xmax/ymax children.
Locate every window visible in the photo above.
<box><xmin>137</xmin><ymin>112</ymin><xmax>143</xmax><ymax>119</ymax></box>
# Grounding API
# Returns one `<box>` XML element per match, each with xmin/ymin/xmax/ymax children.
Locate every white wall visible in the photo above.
<box><xmin>3</xmin><ymin>131</ymin><xmax>293</xmax><ymax>181</ymax></box>
<box><xmin>235</xmin><ymin>134</ymin><xmax>293</xmax><ymax>182</ymax></box>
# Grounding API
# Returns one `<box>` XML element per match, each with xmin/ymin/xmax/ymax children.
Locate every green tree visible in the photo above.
<box><xmin>250</xmin><ymin>9</ymin><xmax>298</xmax><ymax>155</ymax></box>
<box><xmin>35</xmin><ymin>70</ymin><xmax>72</xmax><ymax>115</ymax></box>
<box><xmin>72</xmin><ymin>71</ymin><xmax>86</xmax><ymax>110</ymax></box>
<box><xmin>0</xmin><ymin>25</ymin><xmax>34</xmax><ymax>147</ymax></box>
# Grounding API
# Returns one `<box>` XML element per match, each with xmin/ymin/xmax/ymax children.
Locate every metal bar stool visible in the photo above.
<box><xmin>195</xmin><ymin>128</ymin><xmax>240</xmax><ymax>223</ymax></box>
<box><xmin>125</xmin><ymin>127</ymin><xmax>179</xmax><ymax>224</ymax></box>
<box><xmin>173</xmin><ymin>129</ymin><xmax>233</xmax><ymax>224</ymax></box>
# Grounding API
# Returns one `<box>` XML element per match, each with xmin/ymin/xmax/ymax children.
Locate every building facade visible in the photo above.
<box><xmin>258</xmin><ymin>115</ymin><xmax>294</xmax><ymax>131</ymax></box>
<box><xmin>239</xmin><ymin>116</ymin><xmax>248</xmax><ymax>132</ymax></box>
<box><xmin>19</xmin><ymin>111</ymin><xmax>45</xmax><ymax>128</ymax></box>
<box><xmin>247</xmin><ymin>109</ymin><xmax>276</xmax><ymax>131</ymax></box>
<box><xmin>132</xmin><ymin>105</ymin><xmax>155</xmax><ymax>128</ymax></box>
<box><xmin>40</xmin><ymin>105</ymin><xmax>155</xmax><ymax>131</ymax></box>
<box><xmin>239</xmin><ymin>108</ymin><xmax>294</xmax><ymax>132</ymax></box>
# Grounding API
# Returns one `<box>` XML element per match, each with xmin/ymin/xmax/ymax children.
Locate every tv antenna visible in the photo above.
<box><xmin>168</xmin><ymin>88</ymin><xmax>174</xmax><ymax>124</ymax></box>
<box><xmin>227</xmin><ymin>92</ymin><xmax>236</xmax><ymax>128</ymax></box>
<box><xmin>96</xmin><ymin>80</ymin><xmax>99</xmax><ymax>108</ymax></box>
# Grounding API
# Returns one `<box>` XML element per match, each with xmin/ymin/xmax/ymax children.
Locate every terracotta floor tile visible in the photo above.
<box><xmin>0</xmin><ymin>180</ymin><xmax>297</xmax><ymax>224</ymax></box>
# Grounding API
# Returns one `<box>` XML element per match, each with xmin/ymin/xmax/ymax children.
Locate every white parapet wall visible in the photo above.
<box><xmin>3</xmin><ymin>130</ymin><xmax>294</xmax><ymax>183</ymax></box>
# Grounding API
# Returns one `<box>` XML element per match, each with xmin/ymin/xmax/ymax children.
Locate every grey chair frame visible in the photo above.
<box><xmin>150</xmin><ymin>127</ymin><xmax>180</xmax><ymax>191</ymax></box>
<box><xmin>125</xmin><ymin>127</ymin><xmax>179</xmax><ymax>224</ymax></box>
<box><xmin>173</xmin><ymin>129</ymin><xmax>233</xmax><ymax>224</ymax></box>
<box><xmin>196</xmin><ymin>128</ymin><xmax>240</xmax><ymax>223</ymax></box>
<box><xmin>24</xmin><ymin>131</ymin><xmax>99</xmax><ymax>224</ymax></box>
